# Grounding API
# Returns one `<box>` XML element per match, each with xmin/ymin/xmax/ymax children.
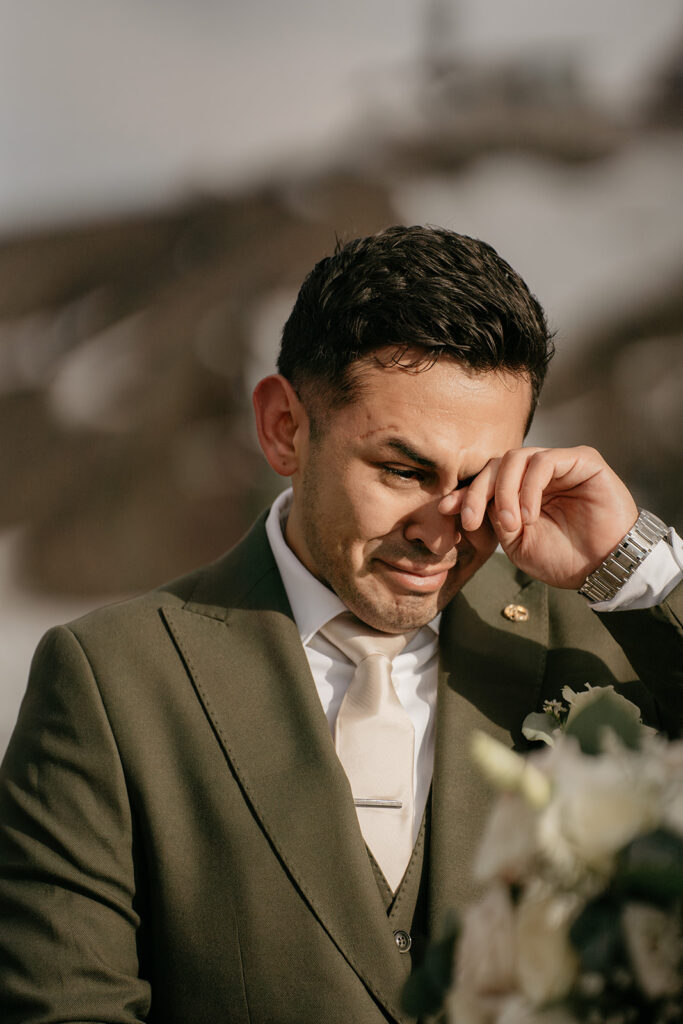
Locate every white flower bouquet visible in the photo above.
<box><xmin>403</xmin><ymin>686</ymin><xmax>683</xmax><ymax>1024</ymax></box>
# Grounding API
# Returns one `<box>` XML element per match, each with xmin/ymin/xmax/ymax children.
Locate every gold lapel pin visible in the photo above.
<box><xmin>502</xmin><ymin>603</ymin><xmax>529</xmax><ymax>623</ymax></box>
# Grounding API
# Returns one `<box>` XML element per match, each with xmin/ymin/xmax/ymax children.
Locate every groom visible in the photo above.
<box><xmin>1</xmin><ymin>226</ymin><xmax>681</xmax><ymax>1023</ymax></box>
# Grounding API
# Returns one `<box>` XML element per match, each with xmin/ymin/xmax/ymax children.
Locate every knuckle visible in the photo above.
<box><xmin>499</xmin><ymin>448</ymin><xmax>522</xmax><ymax>467</ymax></box>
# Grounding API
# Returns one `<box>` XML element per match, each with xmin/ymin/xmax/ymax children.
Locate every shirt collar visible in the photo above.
<box><xmin>265</xmin><ymin>488</ymin><xmax>441</xmax><ymax>645</ymax></box>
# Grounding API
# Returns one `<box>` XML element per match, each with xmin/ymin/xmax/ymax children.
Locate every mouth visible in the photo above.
<box><xmin>375</xmin><ymin>559</ymin><xmax>455</xmax><ymax>594</ymax></box>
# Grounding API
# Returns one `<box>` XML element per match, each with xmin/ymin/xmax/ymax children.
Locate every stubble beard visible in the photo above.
<box><xmin>302</xmin><ymin>514</ymin><xmax>462</xmax><ymax>632</ymax></box>
<box><xmin>313</xmin><ymin>547</ymin><xmax>448</xmax><ymax>632</ymax></box>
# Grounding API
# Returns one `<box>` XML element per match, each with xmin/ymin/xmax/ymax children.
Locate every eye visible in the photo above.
<box><xmin>382</xmin><ymin>465</ymin><xmax>425</xmax><ymax>483</ymax></box>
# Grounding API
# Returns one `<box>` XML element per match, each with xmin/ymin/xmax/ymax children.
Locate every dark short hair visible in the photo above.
<box><xmin>278</xmin><ymin>225</ymin><xmax>554</xmax><ymax>429</ymax></box>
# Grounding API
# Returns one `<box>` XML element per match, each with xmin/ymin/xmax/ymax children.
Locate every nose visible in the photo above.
<box><xmin>402</xmin><ymin>499</ymin><xmax>462</xmax><ymax>557</ymax></box>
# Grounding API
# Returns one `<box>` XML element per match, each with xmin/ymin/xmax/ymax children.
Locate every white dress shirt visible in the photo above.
<box><xmin>265</xmin><ymin>488</ymin><xmax>683</xmax><ymax>841</ymax></box>
<box><xmin>266</xmin><ymin>490</ymin><xmax>438</xmax><ymax>842</ymax></box>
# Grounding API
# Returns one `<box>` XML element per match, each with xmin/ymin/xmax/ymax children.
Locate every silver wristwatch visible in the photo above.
<box><xmin>578</xmin><ymin>508</ymin><xmax>669</xmax><ymax>603</ymax></box>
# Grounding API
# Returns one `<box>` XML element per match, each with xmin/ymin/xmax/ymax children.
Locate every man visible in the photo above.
<box><xmin>1</xmin><ymin>226</ymin><xmax>681</xmax><ymax>1023</ymax></box>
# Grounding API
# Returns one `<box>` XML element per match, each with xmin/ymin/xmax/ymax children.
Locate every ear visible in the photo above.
<box><xmin>252</xmin><ymin>375</ymin><xmax>308</xmax><ymax>477</ymax></box>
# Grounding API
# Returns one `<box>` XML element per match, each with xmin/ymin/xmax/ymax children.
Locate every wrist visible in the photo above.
<box><xmin>578</xmin><ymin>509</ymin><xmax>669</xmax><ymax>603</ymax></box>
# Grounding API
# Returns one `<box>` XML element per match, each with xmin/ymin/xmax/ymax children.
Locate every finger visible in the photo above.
<box><xmin>492</xmin><ymin>447</ymin><xmax>547</xmax><ymax>533</ymax></box>
<box><xmin>516</xmin><ymin>449</ymin><xmax>575</xmax><ymax>524</ymax></box>
<box><xmin>515</xmin><ymin>447</ymin><xmax>608</xmax><ymax>525</ymax></box>
<box><xmin>437</xmin><ymin>488</ymin><xmax>464</xmax><ymax>517</ymax></box>
<box><xmin>437</xmin><ymin>472</ymin><xmax>488</xmax><ymax>517</ymax></box>
<box><xmin>459</xmin><ymin>460</ymin><xmax>500</xmax><ymax>532</ymax></box>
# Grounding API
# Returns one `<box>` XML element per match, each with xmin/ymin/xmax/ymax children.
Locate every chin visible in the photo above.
<box><xmin>332</xmin><ymin>562</ymin><xmax>468</xmax><ymax>631</ymax></box>
<box><xmin>349</xmin><ymin>589</ymin><xmax>443</xmax><ymax>633</ymax></box>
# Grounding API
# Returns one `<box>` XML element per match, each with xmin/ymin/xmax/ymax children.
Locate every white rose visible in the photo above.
<box><xmin>471</xmin><ymin>731</ymin><xmax>551</xmax><ymax>808</ymax></box>
<box><xmin>456</xmin><ymin>883</ymin><xmax>517</xmax><ymax>997</ymax></box>
<box><xmin>448</xmin><ymin>990</ymin><xmax>581</xmax><ymax>1024</ymax></box>
<box><xmin>475</xmin><ymin>793</ymin><xmax>540</xmax><ymax>884</ymax></box>
<box><xmin>537</xmin><ymin>737</ymin><xmax>660</xmax><ymax>876</ymax></box>
<box><xmin>659</xmin><ymin>738</ymin><xmax>683</xmax><ymax>838</ymax></box>
<box><xmin>495</xmin><ymin>994</ymin><xmax>579</xmax><ymax>1024</ymax></box>
<box><xmin>514</xmin><ymin>890</ymin><xmax>579</xmax><ymax>1005</ymax></box>
<box><xmin>446</xmin><ymin>987</ymin><xmax>499</xmax><ymax>1024</ymax></box>
<box><xmin>493</xmin><ymin>994</ymin><xmax>537</xmax><ymax>1024</ymax></box>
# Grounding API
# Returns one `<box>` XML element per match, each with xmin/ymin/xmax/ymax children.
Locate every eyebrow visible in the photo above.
<box><xmin>384</xmin><ymin>438</ymin><xmax>437</xmax><ymax>469</ymax></box>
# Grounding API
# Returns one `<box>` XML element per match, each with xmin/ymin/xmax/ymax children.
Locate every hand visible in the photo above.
<box><xmin>445</xmin><ymin>447</ymin><xmax>639</xmax><ymax>589</ymax></box>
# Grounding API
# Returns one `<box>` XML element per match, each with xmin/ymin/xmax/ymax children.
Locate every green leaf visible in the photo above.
<box><xmin>569</xmin><ymin>894</ymin><xmax>625</xmax><ymax>972</ymax></box>
<box><xmin>401</xmin><ymin>912</ymin><xmax>459</xmax><ymax>1018</ymax></box>
<box><xmin>565</xmin><ymin>688</ymin><xmax>642</xmax><ymax>755</ymax></box>
<box><xmin>613</xmin><ymin>828</ymin><xmax>683</xmax><ymax>905</ymax></box>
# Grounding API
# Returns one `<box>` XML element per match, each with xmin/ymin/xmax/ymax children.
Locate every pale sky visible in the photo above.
<box><xmin>1</xmin><ymin>0</ymin><xmax>681</xmax><ymax>230</ymax></box>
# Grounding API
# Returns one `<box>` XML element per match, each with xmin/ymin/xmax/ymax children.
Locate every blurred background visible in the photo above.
<box><xmin>1</xmin><ymin>0</ymin><xmax>682</xmax><ymax>754</ymax></box>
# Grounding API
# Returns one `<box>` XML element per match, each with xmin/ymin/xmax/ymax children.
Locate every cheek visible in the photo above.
<box><xmin>336</xmin><ymin>478</ymin><xmax>403</xmax><ymax>548</ymax></box>
<box><xmin>357</xmin><ymin>488</ymin><xmax>421</xmax><ymax>548</ymax></box>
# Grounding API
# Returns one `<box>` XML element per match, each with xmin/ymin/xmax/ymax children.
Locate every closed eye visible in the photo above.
<box><xmin>382</xmin><ymin>465</ymin><xmax>425</xmax><ymax>483</ymax></box>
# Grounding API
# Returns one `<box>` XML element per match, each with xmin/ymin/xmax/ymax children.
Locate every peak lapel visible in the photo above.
<box><xmin>429</xmin><ymin>557</ymin><xmax>548</xmax><ymax>933</ymax></box>
<box><xmin>162</xmin><ymin>521</ymin><xmax>412</xmax><ymax>1022</ymax></box>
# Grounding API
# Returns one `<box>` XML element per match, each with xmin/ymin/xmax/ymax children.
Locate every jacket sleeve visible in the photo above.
<box><xmin>0</xmin><ymin>626</ymin><xmax>150</xmax><ymax>1023</ymax></box>
<box><xmin>596</xmin><ymin>578</ymin><xmax>683</xmax><ymax>737</ymax></box>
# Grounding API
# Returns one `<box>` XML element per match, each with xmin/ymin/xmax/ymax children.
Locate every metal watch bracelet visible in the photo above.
<box><xmin>578</xmin><ymin>508</ymin><xmax>669</xmax><ymax>603</ymax></box>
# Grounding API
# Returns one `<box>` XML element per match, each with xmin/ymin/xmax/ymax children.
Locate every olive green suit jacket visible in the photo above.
<box><xmin>1</xmin><ymin>515</ymin><xmax>682</xmax><ymax>1023</ymax></box>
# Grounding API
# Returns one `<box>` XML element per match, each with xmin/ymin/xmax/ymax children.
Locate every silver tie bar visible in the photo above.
<box><xmin>354</xmin><ymin>798</ymin><xmax>403</xmax><ymax>809</ymax></box>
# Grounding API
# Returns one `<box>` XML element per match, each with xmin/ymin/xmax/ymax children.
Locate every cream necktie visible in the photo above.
<box><xmin>320</xmin><ymin>613</ymin><xmax>416</xmax><ymax>892</ymax></box>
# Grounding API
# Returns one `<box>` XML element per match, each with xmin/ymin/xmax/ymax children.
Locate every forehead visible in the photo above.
<box><xmin>337</xmin><ymin>355</ymin><xmax>533</xmax><ymax>438</ymax></box>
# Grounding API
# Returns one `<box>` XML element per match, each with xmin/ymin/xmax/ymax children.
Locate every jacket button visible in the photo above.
<box><xmin>393</xmin><ymin>929</ymin><xmax>412</xmax><ymax>953</ymax></box>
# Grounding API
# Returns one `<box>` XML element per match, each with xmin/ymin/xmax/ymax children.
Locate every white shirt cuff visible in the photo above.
<box><xmin>590</xmin><ymin>528</ymin><xmax>683</xmax><ymax>612</ymax></box>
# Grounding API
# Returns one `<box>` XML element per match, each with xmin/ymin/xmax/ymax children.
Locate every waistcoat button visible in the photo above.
<box><xmin>393</xmin><ymin>929</ymin><xmax>412</xmax><ymax>953</ymax></box>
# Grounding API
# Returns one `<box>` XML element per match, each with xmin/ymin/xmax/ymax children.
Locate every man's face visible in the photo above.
<box><xmin>285</xmin><ymin>355</ymin><xmax>531</xmax><ymax>632</ymax></box>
